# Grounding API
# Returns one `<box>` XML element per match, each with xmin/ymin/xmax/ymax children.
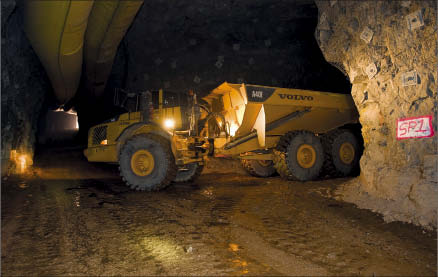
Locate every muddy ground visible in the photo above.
<box><xmin>2</xmin><ymin>147</ymin><xmax>437</xmax><ymax>276</ymax></box>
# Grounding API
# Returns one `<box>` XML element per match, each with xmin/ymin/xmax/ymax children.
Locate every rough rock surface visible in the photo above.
<box><xmin>109</xmin><ymin>0</ymin><xmax>350</xmax><ymax>97</ymax></box>
<box><xmin>74</xmin><ymin>0</ymin><xmax>352</xmax><ymax>142</ymax></box>
<box><xmin>1</xmin><ymin>1</ymin><xmax>51</xmax><ymax>175</ymax></box>
<box><xmin>315</xmin><ymin>0</ymin><xmax>437</xmax><ymax>228</ymax></box>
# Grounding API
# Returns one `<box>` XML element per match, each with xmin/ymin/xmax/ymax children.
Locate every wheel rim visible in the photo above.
<box><xmin>339</xmin><ymin>142</ymin><xmax>355</xmax><ymax>164</ymax></box>
<box><xmin>296</xmin><ymin>144</ymin><xmax>316</xmax><ymax>169</ymax></box>
<box><xmin>257</xmin><ymin>160</ymin><xmax>272</xmax><ymax>167</ymax></box>
<box><xmin>131</xmin><ymin>149</ymin><xmax>155</xmax><ymax>176</ymax></box>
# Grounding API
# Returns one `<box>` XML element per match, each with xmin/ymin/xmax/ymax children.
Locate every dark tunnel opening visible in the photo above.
<box><xmin>28</xmin><ymin>0</ymin><xmax>363</xmax><ymax>180</ymax></box>
<box><xmin>68</xmin><ymin>0</ymin><xmax>354</xmax><ymax>144</ymax></box>
<box><xmin>3</xmin><ymin>2</ymin><xmax>437</xmax><ymax>271</ymax></box>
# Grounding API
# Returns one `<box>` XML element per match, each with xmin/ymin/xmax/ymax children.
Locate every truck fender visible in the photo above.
<box><xmin>115</xmin><ymin>122</ymin><xmax>173</xmax><ymax>158</ymax></box>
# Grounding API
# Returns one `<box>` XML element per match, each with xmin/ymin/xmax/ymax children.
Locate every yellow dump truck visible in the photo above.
<box><xmin>84</xmin><ymin>90</ymin><xmax>208</xmax><ymax>191</ymax></box>
<box><xmin>202</xmin><ymin>82</ymin><xmax>361</xmax><ymax>181</ymax></box>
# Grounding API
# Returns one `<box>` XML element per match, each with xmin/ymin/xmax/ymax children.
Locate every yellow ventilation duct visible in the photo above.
<box><xmin>22</xmin><ymin>0</ymin><xmax>143</xmax><ymax>103</ymax></box>
<box><xmin>84</xmin><ymin>0</ymin><xmax>143</xmax><ymax>97</ymax></box>
<box><xmin>23</xmin><ymin>0</ymin><xmax>94</xmax><ymax>104</ymax></box>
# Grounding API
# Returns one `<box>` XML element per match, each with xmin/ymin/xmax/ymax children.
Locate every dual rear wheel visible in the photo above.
<box><xmin>241</xmin><ymin>129</ymin><xmax>360</xmax><ymax>181</ymax></box>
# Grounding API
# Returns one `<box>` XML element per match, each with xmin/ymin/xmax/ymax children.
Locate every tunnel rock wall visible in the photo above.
<box><xmin>1</xmin><ymin>1</ymin><xmax>51</xmax><ymax>175</ymax></box>
<box><xmin>108</xmin><ymin>0</ymin><xmax>350</xmax><ymax>97</ymax></box>
<box><xmin>315</xmin><ymin>1</ymin><xmax>437</xmax><ymax>228</ymax></box>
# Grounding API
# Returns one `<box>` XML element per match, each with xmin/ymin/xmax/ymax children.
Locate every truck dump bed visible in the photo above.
<box><xmin>204</xmin><ymin>82</ymin><xmax>358</xmax><ymax>155</ymax></box>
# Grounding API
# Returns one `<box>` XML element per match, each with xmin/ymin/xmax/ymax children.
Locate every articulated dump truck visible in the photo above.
<box><xmin>202</xmin><ymin>82</ymin><xmax>361</xmax><ymax>181</ymax></box>
<box><xmin>84</xmin><ymin>83</ymin><xmax>361</xmax><ymax>191</ymax></box>
<box><xmin>84</xmin><ymin>90</ymin><xmax>208</xmax><ymax>191</ymax></box>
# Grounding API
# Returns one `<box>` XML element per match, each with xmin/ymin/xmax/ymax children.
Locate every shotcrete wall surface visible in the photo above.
<box><xmin>315</xmin><ymin>1</ymin><xmax>437</xmax><ymax>229</ymax></box>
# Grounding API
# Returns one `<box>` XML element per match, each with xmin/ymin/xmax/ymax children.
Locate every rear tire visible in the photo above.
<box><xmin>241</xmin><ymin>159</ymin><xmax>276</xmax><ymax>177</ymax></box>
<box><xmin>321</xmin><ymin>129</ymin><xmax>360</xmax><ymax>177</ymax></box>
<box><xmin>273</xmin><ymin>131</ymin><xmax>324</xmax><ymax>181</ymax></box>
<box><xmin>119</xmin><ymin>134</ymin><xmax>177</xmax><ymax>191</ymax></box>
<box><xmin>174</xmin><ymin>163</ymin><xmax>204</xmax><ymax>183</ymax></box>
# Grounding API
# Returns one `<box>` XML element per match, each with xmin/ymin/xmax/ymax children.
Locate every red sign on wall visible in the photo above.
<box><xmin>396</xmin><ymin>115</ymin><xmax>434</xmax><ymax>140</ymax></box>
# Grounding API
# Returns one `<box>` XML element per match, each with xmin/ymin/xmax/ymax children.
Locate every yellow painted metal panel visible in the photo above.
<box><xmin>215</xmin><ymin>136</ymin><xmax>280</xmax><ymax>156</ymax></box>
<box><xmin>253</xmin><ymin>105</ymin><xmax>266</xmax><ymax>147</ymax></box>
<box><xmin>235</xmin><ymin>103</ymin><xmax>262</xmax><ymax>137</ymax></box>
<box><xmin>85</xmin><ymin>144</ymin><xmax>118</xmax><ymax>162</ymax></box>
<box><xmin>84</xmin><ymin>0</ymin><xmax>143</xmax><ymax>97</ymax></box>
<box><xmin>23</xmin><ymin>0</ymin><xmax>94</xmax><ymax>104</ymax></box>
<box><xmin>206</xmin><ymin>82</ymin><xmax>359</xmax><ymax>155</ymax></box>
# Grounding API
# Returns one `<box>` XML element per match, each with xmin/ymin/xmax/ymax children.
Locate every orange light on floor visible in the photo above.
<box><xmin>18</xmin><ymin>155</ymin><xmax>27</xmax><ymax>173</ymax></box>
<box><xmin>10</xmin><ymin>150</ymin><xmax>32</xmax><ymax>174</ymax></box>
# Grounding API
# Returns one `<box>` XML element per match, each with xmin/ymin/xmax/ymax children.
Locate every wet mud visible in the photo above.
<box><xmin>2</xmin><ymin>148</ymin><xmax>437</xmax><ymax>276</ymax></box>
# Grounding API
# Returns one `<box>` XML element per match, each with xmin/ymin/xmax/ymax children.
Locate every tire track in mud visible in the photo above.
<box><xmin>61</xmin><ymin>179</ymin><xmax>167</xmax><ymax>276</ymax></box>
<box><xmin>120</xmin><ymin>182</ymin><xmax>280</xmax><ymax>275</ymax></box>
<box><xmin>198</xmin><ymin>176</ymin><xmax>330</xmax><ymax>275</ymax></box>
<box><xmin>2</xmin><ymin>172</ymin><xmax>436</xmax><ymax>276</ymax></box>
<box><xmin>226</xmin><ymin>178</ymin><xmax>436</xmax><ymax>276</ymax></box>
<box><xmin>2</xmin><ymin>181</ymin><xmax>69</xmax><ymax>275</ymax></box>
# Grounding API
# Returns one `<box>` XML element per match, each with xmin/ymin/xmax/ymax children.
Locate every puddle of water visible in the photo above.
<box><xmin>230</xmin><ymin>258</ymin><xmax>249</xmax><ymax>275</ymax></box>
<box><xmin>74</xmin><ymin>191</ymin><xmax>80</xmax><ymax>207</ymax></box>
<box><xmin>201</xmin><ymin>186</ymin><xmax>215</xmax><ymax>199</ymax></box>
<box><xmin>141</xmin><ymin>236</ymin><xmax>182</xmax><ymax>262</ymax></box>
<box><xmin>18</xmin><ymin>183</ymin><xmax>28</xmax><ymax>189</ymax></box>
<box><xmin>228</xmin><ymin>243</ymin><xmax>249</xmax><ymax>275</ymax></box>
<box><xmin>229</xmin><ymin>243</ymin><xmax>240</xmax><ymax>252</ymax></box>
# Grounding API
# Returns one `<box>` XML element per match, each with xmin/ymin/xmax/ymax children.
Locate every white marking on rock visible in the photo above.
<box><xmin>365</xmin><ymin>63</ymin><xmax>378</xmax><ymax>79</ymax></box>
<box><xmin>401</xmin><ymin>1</ymin><xmax>411</xmax><ymax>8</ymax></box>
<box><xmin>401</xmin><ymin>70</ymin><xmax>418</xmax><ymax>86</ymax></box>
<box><xmin>360</xmin><ymin>27</ymin><xmax>374</xmax><ymax>44</ymax></box>
<box><xmin>406</xmin><ymin>10</ymin><xmax>424</xmax><ymax>31</ymax></box>
<box><xmin>319</xmin><ymin>12</ymin><xmax>330</xmax><ymax>30</ymax></box>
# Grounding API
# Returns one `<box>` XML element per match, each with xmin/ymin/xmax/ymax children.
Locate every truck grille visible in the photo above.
<box><xmin>92</xmin><ymin>126</ymin><xmax>107</xmax><ymax>145</ymax></box>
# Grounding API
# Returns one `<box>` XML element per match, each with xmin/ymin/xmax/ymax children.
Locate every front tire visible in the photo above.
<box><xmin>119</xmin><ymin>134</ymin><xmax>177</xmax><ymax>191</ymax></box>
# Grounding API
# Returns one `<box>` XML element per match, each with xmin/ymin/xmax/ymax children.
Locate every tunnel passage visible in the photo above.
<box><xmin>75</xmin><ymin>0</ymin><xmax>355</xmax><ymax>140</ymax></box>
<box><xmin>37</xmin><ymin>109</ymin><xmax>78</xmax><ymax>146</ymax></box>
<box><xmin>3</xmin><ymin>0</ymin><xmax>363</xmax><ymax>175</ymax></box>
<box><xmin>2</xmin><ymin>0</ymin><xmax>436</xmax><ymax>231</ymax></box>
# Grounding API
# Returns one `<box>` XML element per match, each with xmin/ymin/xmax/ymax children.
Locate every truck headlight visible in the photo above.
<box><xmin>164</xmin><ymin>119</ymin><xmax>175</xmax><ymax>129</ymax></box>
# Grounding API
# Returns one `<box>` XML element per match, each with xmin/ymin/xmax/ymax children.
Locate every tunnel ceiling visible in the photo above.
<box><xmin>23</xmin><ymin>0</ymin><xmax>143</xmax><ymax>104</ymax></box>
<box><xmin>22</xmin><ymin>0</ymin><xmax>350</xmax><ymax>107</ymax></box>
<box><xmin>109</xmin><ymin>0</ymin><xmax>349</xmax><ymax>98</ymax></box>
